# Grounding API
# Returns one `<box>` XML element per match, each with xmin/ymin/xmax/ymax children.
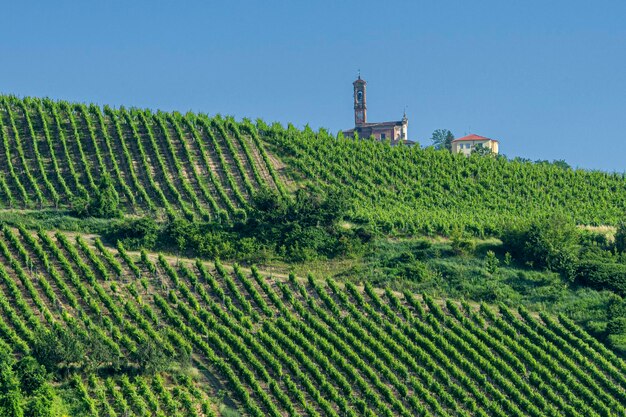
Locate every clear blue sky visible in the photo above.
<box><xmin>2</xmin><ymin>1</ymin><xmax>625</xmax><ymax>171</ymax></box>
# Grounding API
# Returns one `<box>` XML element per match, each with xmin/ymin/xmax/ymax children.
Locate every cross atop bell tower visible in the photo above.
<box><xmin>353</xmin><ymin>73</ymin><xmax>367</xmax><ymax>126</ymax></box>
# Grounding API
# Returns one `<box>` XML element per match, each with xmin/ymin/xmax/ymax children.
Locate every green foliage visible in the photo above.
<box><xmin>6</xmin><ymin>94</ymin><xmax>626</xmax><ymax>416</ymax></box>
<box><xmin>501</xmin><ymin>214</ymin><xmax>579</xmax><ymax>278</ymax></box>
<box><xmin>471</xmin><ymin>143</ymin><xmax>493</xmax><ymax>156</ymax></box>
<box><xmin>31</xmin><ymin>327</ymin><xmax>85</xmax><ymax>373</ymax></box>
<box><xmin>23</xmin><ymin>384</ymin><xmax>63</xmax><ymax>417</ymax></box>
<box><xmin>616</xmin><ymin>222</ymin><xmax>626</xmax><ymax>253</ymax></box>
<box><xmin>450</xmin><ymin>227</ymin><xmax>475</xmax><ymax>256</ymax></box>
<box><xmin>265</xmin><ymin>122</ymin><xmax>626</xmax><ymax>235</ymax></box>
<box><xmin>0</xmin><ymin>210</ymin><xmax>112</xmax><ymax>235</ymax></box>
<box><xmin>71</xmin><ymin>174</ymin><xmax>121</xmax><ymax>219</ymax></box>
<box><xmin>0</xmin><ymin>96</ymin><xmax>285</xmax><ymax>223</ymax></box>
<box><xmin>379</xmin><ymin>251</ymin><xmax>433</xmax><ymax>283</ymax></box>
<box><xmin>576</xmin><ymin>261</ymin><xmax>626</xmax><ymax>295</ymax></box>
<box><xmin>246</xmin><ymin>188</ymin><xmax>366</xmax><ymax>261</ymax></box>
<box><xmin>14</xmin><ymin>357</ymin><xmax>47</xmax><ymax>396</ymax></box>
<box><xmin>0</xmin><ymin>350</ymin><xmax>23</xmax><ymax>417</ymax></box>
<box><xmin>485</xmin><ymin>250</ymin><xmax>499</xmax><ymax>274</ymax></box>
<box><xmin>534</xmin><ymin>159</ymin><xmax>572</xmax><ymax>170</ymax></box>
<box><xmin>579</xmin><ymin>229</ymin><xmax>612</xmax><ymax>251</ymax></box>
<box><xmin>92</xmin><ymin>174</ymin><xmax>121</xmax><ymax>218</ymax></box>
<box><xmin>105</xmin><ymin>216</ymin><xmax>160</xmax><ymax>249</ymax></box>
<box><xmin>0</xmin><ymin>349</ymin><xmax>64</xmax><ymax>417</ymax></box>
<box><xmin>30</xmin><ymin>324</ymin><xmax>179</xmax><ymax>376</ymax></box>
<box><xmin>161</xmin><ymin>218</ymin><xmax>252</xmax><ymax>260</ymax></box>
<box><xmin>151</xmin><ymin>188</ymin><xmax>369</xmax><ymax>262</ymax></box>
<box><xmin>430</xmin><ymin>129</ymin><xmax>454</xmax><ymax>151</ymax></box>
<box><xmin>0</xmin><ymin>225</ymin><xmax>626</xmax><ymax>415</ymax></box>
<box><xmin>605</xmin><ymin>296</ymin><xmax>626</xmax><ymax>353</ymax></box>
<box><xmin>362</xmin><ymin>238</ymin><xmax>440</xmax><ymax>286</ymax></box>
<box><xmin>129</xmin><ymin>339</ymin><xmax>171</xmax><ymax>374</ymax></box>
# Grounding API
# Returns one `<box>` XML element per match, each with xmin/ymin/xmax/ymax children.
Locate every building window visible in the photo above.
<box><xmin>380</xmin><ymin>133</ymin><xmax>386</xmax><ymax>140</ymax></box>
<box><xmin>357</xmin><ymin>91</ymin><xmax>363</xmax><ymax>103</ymax></box>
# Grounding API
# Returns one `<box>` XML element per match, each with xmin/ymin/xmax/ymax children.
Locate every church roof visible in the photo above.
<box><xmin>359</xmin><ymin>120</ymin><xmax>405</xmax><ymax>128</ymax></box>
<box><xmin>452</xmin><ymin>134</ymin><xmax>498</xmax><ymax>143</ymax></box>
<box><xmin>342</xmin><ymin>119</ymin><xmax>407</xmax><ymax>135</ymax></box>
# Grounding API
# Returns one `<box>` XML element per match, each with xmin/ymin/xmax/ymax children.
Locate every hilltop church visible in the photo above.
<box><xmin>342</xmin><ymin>76</ymin><xmax>414</xmax><ymax>145</ymax></box>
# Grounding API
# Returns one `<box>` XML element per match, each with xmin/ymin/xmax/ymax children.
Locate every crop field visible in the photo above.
<box><xmin>4</xmin><ymin>95</ymin><xmax>626</xmax><ymax>236</ymax></box>
<box><xmin>262</xmin><ymin>123</ymin><xmax>626</xmax><ymax>234</ymax></box>
<box><xmin>1</xmin><ymin>95</ymin><xmax>626</xmax><ymax>416</ymax></box>
<box><xmin>0</xmin><ymin>95</ymin><xmax>285</xmax><ymax>220</ymax></box>
<box><xmin>0</xmin><ymin>225</ymin><xmax>625</xmax><ymax>416</ymax></box>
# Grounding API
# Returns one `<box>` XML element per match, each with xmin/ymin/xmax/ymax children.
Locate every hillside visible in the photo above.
<box><xmin>0</xmin><ymin>95</ymin><xmax>285</xmax><ymax>220</ymax></box>
<box><xmin>262</xmin><ymin>123</ymin><xmax>626</xmax><ymax>235</ymax></box>
<box><xmin>0</xmin><ymin>226</ymin><xmax>625</xmax><ymax>416</ymax></box>
<box><xmin>3</xmin><ymin>95</ymin><xmax>626</xmax><ymax>237</ymax></box>
<box><xmin>2</xmin><ymin>94</ymin><xmax>626</xmax><ymax>416</ymax></box>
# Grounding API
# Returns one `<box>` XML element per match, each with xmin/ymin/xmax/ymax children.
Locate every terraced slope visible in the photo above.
<box><xmin>0</xmin><ymin>226</ymin><xmax>624</xmax><ymax>416</ymax></box>
<box><xmin>262</xmin><ymin>123</ymin><xmax>626</xmax><ymax>234</ymax></box>
<box><xmin>5</xmin><ymin>93</ymin><xmax>626</xmax><ymax>237</ymax></box>
<box><xmin>0</xmin><ymin>95</ymin><xmax>285</xmax><ymax>220</ymax></box>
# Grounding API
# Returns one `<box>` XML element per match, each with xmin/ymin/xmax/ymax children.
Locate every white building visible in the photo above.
<box><xmin>452</xmin><ymin>134</ymin><xmax>499</xmax><ymax>156</ymax></box>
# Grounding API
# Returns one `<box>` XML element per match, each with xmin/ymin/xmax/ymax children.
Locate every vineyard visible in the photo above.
<box><xmin>0</xmin><ymin>225</ymin><xmax>623</xmax><ymax>416</ymax></box>
<box><xmin>262</xmin><ymin>123</ymin><xmax>626</xmax><ymax>235</ymax></box>
<box><xmin>0</xmin><ymin>95</ymin><xmax>285</xmax><ymax>220</ymax></box>
<box><xmin>1</xmin><ymin>94</ymin><xmax>626</xmax><ymax>416</ymax></box>
<box><xmin>3</xmin><ymin>94</ymin><xmax>626</xmax><ymax>236</ymax></box>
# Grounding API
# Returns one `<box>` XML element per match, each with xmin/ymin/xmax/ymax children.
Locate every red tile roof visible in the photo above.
<box><xmin>452</xmin><ymin>134</ymin><xmax>498</xmax><ymax>143</ymax></box>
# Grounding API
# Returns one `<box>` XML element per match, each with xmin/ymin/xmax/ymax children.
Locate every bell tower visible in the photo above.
<box><xmin>353</xmin><ymin>74</ymin><xmax>367</xmax><ymax>126</ymax></box>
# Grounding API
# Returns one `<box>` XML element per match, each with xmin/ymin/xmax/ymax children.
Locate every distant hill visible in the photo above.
<box><xmin>2</xmin><ymin>95</ymin><xmax>626</xmax><ymax>236</ymax></box>
<box><xmin>263</xmin><ymin>123</ymin><xmax>626</xmax><ymax>235</ymax></box>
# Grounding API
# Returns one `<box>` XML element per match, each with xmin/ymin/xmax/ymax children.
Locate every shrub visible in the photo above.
<box><xmin>31</xmin><ymin>327</ymin><xmax>85</xmax><ymax>373</ymax></box>
<box><xmin>576</xmin><ymin>261</ymin><xmax>626</xmax><ymax>295</ymax></box>
<box><xmin>616</xmin><ymin>222</ymin><xmax>626</xmax><ymax>253</ymax></box>
<box><xmin>105</xmin><ymin>217</ymin><xmax>160</xmax><ymax>249</ymax></box>
<box><xmin>71</xmin><ymin>174</ymin><xmax>121</xmax><ymax>219</ymax></box>
<box><xmin>501</xmin><ymin>214</ymin><xmax>579</xmax><ymax>279</ymax></box>
<box><xmin>450</xmin><ymin>227</ymin><xmax>475</xmax><ymax>256</ymax></box>
<box><xmin>607</xmin><ymin>317</ymin><xmax>626</xmax><ymax>334</ymax></box>
<box><xmin>403</xmin><ymin>260</ymin><xmax>432</xmax><ymax>282</ymax></box>
<box><xmin>485</xmin><ymin>250</ymin><xmax>499</xmax><ymax>274</ymax></box>
<box><xmin>607</xmin><ymin>333</ymin><xmax>626</xmax><ymax>355</ymax></box>
<box><xmin>15</xmin><ymin>357</ymin><xmax>47</xmax><ymax>395</ymax></box>
<box><xmin>580</xmin><ymin>229</ymin><xmax>611</xmax><ymax>250</ymax></box>
<box><xmin>412</xmin><ymin>239</ymin><xmax>433</xmax><ymax>260</ymax></box>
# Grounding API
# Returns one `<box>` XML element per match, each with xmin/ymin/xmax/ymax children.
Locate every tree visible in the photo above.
<box><xmin>105</xmin><ymin>216</ymin><xmax>159</xmax><ymax>249</ymax></box>
<box><xmin>14</xmin><ymin>357</ymin><xmax>47</xmax><ymax>396</ymax></box>
<box><xmin>90</xmin><ymin>174</ymin><xmax>121</xmax><ymax>218</ymax></box>
<box><xmin>130</xmin><ymin>339</ymin><xmax>169</xmax><ymax>374</ymax></box>
<box><xmin>551</xmin><ymin>159</ymin><xmax>571</xmax><ymax>170</ymax></box>
<box><xmin>485</xmin><ymin>250</ymin><xmax>499</xmax><ymax>274</ymax></box>
<box><xmin>31</xmin><ymin>328</ymin><xmax>85</xmax><ymax>374</ymax></box>
<box><xmin>71</xmin><ymin>174</ymin><xmax>121</xmax><ymax>219</ymax></box>
<box><xmin>430</xmin><ymin>129</ymin><xmax>454</xmax><ymax>151</ymax></box>
<box><xmin>471</xmin><ymin>143</ymin><xmax>493</xmax><ymax>156</ymax></box>
<box><xmin>615</xmin><ymin>222</ymin><xmax>626</xmax><ymax>253</ymax></box>
<box><xmin>535</xmin><ymin>159</ymin><xmax>571</xmax><ymax>170</ymax></box>
<box><xmin>501</xmin><ymin>213</ymin><xmax>579</xmax><ymax>279</ymax></box>
<box><xmin>0</xmin><ymin>350</ymin><xmax>23</xmax><ymax>417</ymax></box>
